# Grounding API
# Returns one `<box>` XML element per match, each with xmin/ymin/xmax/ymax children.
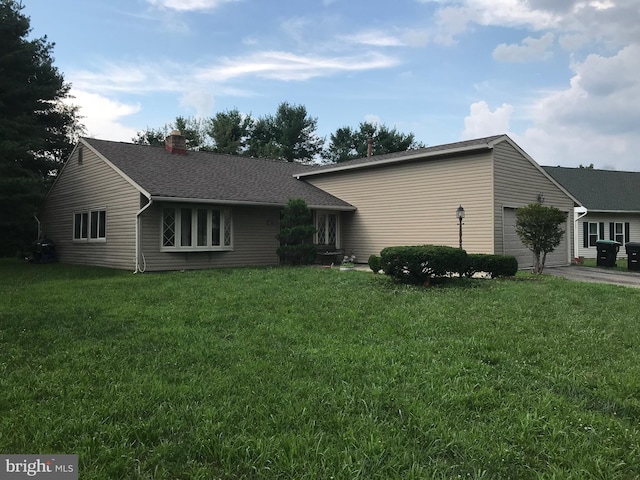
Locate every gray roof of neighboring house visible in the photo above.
<box><xmin>82</xmin><ymin>138</ymin><xmax>354</xmax><ymax>210</ymax></box>
<box><xmin>543</xmin><ymin>166</ymin><xmax>640</xmax><ymax>212</ymax></box>
<box><xmin>294</xmin><ymin>134</ymin><xmax>507</xmax><ymax>177</ymax></box>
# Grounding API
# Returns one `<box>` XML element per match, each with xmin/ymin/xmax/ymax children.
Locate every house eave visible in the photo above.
<box><xmin>151</xmin><ymin>196</ymin><xmax>356</xmax><ymax>211</ymax></box>
<box><xmin>581</xmin><ymin>209</ymin><xmax>640</xmax><ymax>214</ymax></box>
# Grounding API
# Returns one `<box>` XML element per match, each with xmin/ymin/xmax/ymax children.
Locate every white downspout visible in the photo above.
<box><xmin>135</xmin><ymin>196</ymin><xmax>153</xmax><ymax>273</ymax></box>
<box><xmin>574</xmin><ymin>206</ymin><xmax>588</xmax><ymax>263</ymax></box>
<box><xmin>34</xmin><ymin>214</ymin><xmax>41</xmax><ymax>240</ymax></box>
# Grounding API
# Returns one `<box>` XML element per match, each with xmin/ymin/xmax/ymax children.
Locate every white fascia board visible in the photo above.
<box><xmin>582</xmin><ymin>209</ymin><xmax>640</xmax><ymax>214</ymax></box>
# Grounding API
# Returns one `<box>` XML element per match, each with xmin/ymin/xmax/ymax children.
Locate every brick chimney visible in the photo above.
<box><xmin>165</xmin><ymin>130</ymin><xmax>187</xmax><ymax>155</ymax></box>
<box><xmin>367</xmin><ymin>137</ymin><xmax>373</xmax><ymax>157</ymax></box>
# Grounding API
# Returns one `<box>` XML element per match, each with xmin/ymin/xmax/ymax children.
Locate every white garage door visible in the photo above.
<box><xmin>503</xmin><ymin>207</ymin><xmax>569</xmax><ymax>270</ymax></box>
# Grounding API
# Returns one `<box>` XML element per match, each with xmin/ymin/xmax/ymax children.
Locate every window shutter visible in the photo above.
<box><xmin>583</xmin><ymin>222</ymin><xmax>588</xmax><ymax>248</ymax></box>
<box><xmin>609</xmin><ymin>222</ymin><xmax>615</xmax><ymax>241</ymax></box>
<box><xmin>599</xmin><ymin>222</ymin><xmax>605</xmax><ymax>240</ymax></box>
<box><xmin>625</xmin><ymin>222</ymin><xmax>630</xmax><ymax>243</ymax></box>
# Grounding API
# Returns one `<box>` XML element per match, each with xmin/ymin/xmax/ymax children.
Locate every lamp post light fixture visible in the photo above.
<box><xmin>456</xmin><ymin>205</ymin><xmax>465</xmax><ymax>249</ymax></box>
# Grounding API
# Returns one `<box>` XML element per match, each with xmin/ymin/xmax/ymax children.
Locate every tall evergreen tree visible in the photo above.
<box><xmin>272</xmin><ymin>102</ymin><xmax>324</xmax><ymax>163</ymax></box>
<box><xmin>324</xmin><ymin>122</ymin><xmax>424</xmax><ymax>163</ymax></box>
<box><xmin>207</xmin><ymin>108</ymin><xmax>252</xmax><ymax>155</ymax></box>
<box><xmin>244</xmin><ymin>102</ymin><xmax>324</xmax><ymax>162</ymax></box>
<box><xmin>0</xmin><ymin>0</ymin><xmax>83</xmax><ymax>255</ymax></box>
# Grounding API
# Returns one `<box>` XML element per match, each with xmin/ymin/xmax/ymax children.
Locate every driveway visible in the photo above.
<box><xmin>545</xmin><ymin>265</ymin><xmax>640</xmax><ymax>288</ymax></box>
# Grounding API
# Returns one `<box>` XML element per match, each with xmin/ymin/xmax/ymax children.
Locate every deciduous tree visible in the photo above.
<box><xmin>516</xmin><ymin>203</ymin><xmax>567</xmax><ymax>274</ymax></box>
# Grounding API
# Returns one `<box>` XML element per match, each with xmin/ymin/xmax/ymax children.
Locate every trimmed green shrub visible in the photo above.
<box><xmin>380</xmin><ymin>245</ymin><xmax>468</xmax><ymax>285</ymax></box>
<box><xmin>276</xmin><ymin>199</ymin><xmax>317</xmax><ymax>265</ymax></box>
<box><xmin>465</xmin><ymin>253</ymin><xmax>518</xmax><ymax>278</ymax></box>
<box><xmin>368</xmin><ymin>254</ymin><xmax>381</xmax><ymax>273</ymax></box>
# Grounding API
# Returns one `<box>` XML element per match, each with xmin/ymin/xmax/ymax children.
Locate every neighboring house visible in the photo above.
<box><xmin>40</xmin><ymin>133</ymin><xmax>578</xmax><ymax>272</ymax></box>
<box><xmin>543</xmin><ymin>166</ymin><xmax>640</xmax><ymax>259</ymax></box>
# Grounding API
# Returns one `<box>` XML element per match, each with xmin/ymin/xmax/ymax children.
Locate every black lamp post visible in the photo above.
<box><xmin>456</xmin><ymin>205</ymin><xmax>465</xmax><ymax>249</ymax></box>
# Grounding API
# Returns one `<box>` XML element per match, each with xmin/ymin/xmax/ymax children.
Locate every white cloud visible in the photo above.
<box><xmin>462</xmin><ymin>101</ymin><xmax>514</xmax><ymax>139</ymax></box>
<box><xmin>70</xmin><ymin>62</ymin><xmax>185</xmax><ymax>94</ymax></box>
<box><xmin>340</xmin><ymin>28</ymin><xmax>430</xmax><ymax>48</ymax></box>
<box><xmin>146</xmin><ymin>0</ymin><xmax>237</xmax><ymax>11</ymax></box>
<box><xmin>529</xmin><ymin>44</ymin><xmax>640</xmax><ymax>135</ymax></box>
<box><xmin>427</xmin><ymin>0</ymin><xmax>640</xmax><ymax>50</ymax></box>
<box><xmin>493</xmin><ymin>33</ymin><xmax>555</xmax><ymax>62</ymax></box>
<box><xmin>512</xmin><ymin>44</ymin><xmax>640</xmax><ymax>170</ymax></box>
<box><xmin>66</xmin><ymin>89</ymin><xmax>139</xmax><ymax>141</ymax></box>
<box><xmin>179</xmin><ymin>90</ymin><xmax>215</xmax><ymax>118</ymax></box>
<box><xmin>340</xmin><ymin>30</ymin><xmax>406</xmax><ymax>47</ymax></box>
<box><xmin>196</xmin><ymin>51</ymin><xmax>400</xmax><ymax>82</ymax></box>
<box><xmin>364</xmin><ymin>114</ymin><xmax>381</xmax><ymax>126</ymax></box>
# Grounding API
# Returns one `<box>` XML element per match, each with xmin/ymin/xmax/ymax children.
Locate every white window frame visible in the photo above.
<box><xmin>161</xmin><ymin>205</ymin><xmax>233</xmax><ymax>252</ymax></box>
<box><xmin>73</xmin><ymin>208</ymin><xmax>106</xmax><ymax>242</ymax></box>
<box><xmin>315</xmin><ymin>211</ymin><xmax>339</xmax><ymax>247</ymax></box>
<box><xmin>588</xmin><ymin>222</ymin><xmax>600</xmax><ymax>247</ymax></box>
<box><xmin>614</xmin><ymin>222</ymin><xmax>626</xmax><ymax>244</ymax></box>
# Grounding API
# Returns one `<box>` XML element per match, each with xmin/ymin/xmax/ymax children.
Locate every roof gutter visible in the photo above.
<box><xmin>151</xmin><ymin>196</ymin><xmax>356</xmax><ymax>211</ymax></box>
<box><xmin>134</xmin><ymin>196</ymin><xmax>153</xmax><ymax>273</ymax></box>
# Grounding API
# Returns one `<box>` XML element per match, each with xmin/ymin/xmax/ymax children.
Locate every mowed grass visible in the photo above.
<box><xmin>1</xmin><ymin>260</ymin><xmax>640</xmax><ymax>479</ymax></box>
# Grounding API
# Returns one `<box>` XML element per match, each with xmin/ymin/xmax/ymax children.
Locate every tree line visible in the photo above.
<box><xmin>133</xmin><ymin>103</ymin><xmax>425</xmax><ymax>164</ymax></box>
<box><xmin>0</xmin><ymin>0</ymin><xmax>83</xmax><ymax>255</ymax></box>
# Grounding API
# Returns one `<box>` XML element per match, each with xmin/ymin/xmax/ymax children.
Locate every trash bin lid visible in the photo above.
<box><xmin>596</xmin><ymin>240</ymin><xmax>621</xmax><ymax>245</ymax></box>
<box><xmin>625</xmin><ymin>242</ymin><xmax>640</xmax><ymax>247</ymax></box>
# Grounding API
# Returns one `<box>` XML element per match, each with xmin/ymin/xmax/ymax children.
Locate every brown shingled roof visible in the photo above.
<box><xmin>82</xmin><ymin>138</ymin><xmax>354</xmax><ymax>210</ymax></box>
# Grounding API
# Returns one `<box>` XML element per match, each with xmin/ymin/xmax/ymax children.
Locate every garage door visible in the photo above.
<box><xmin>503</xmin><ymin>207</ymin><xmax>569</xmax><ymax>270</ymax></box>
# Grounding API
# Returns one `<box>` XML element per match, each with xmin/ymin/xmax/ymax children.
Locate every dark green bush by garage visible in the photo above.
<box><xmin>380</xmin><ymin>245</ymin><xmax>468</xmax><ymax>285</ymax></box>
<box><xmin>368</xmin><ymin>254</ymin><xmax>382</xmax><ymax>273</ymax></box>
<box><xmin>464</xmin><ymin>253</ymin><xmax>518</xmax><ymax>278</ymax></box>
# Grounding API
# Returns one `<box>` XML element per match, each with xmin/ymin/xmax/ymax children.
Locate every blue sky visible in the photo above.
<box><xmin>25</xmin><ymin>0</ymin><xmax>640</xmax><ymax>170</ymax></box>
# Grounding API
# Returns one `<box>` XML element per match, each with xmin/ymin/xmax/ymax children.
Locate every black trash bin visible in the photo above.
<box><xmin>625</xmin><ymin>242</ymin><xmax>640</xmax><ymax>271</ymax></box>
<box><xmin>595</xmin><ymin>240</ymin><xmax>620</xmax><ymax>267</ymax></box>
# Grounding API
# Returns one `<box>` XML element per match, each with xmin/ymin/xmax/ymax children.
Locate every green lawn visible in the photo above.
<box><xmin>1</xmin><ymin>259</ymin><xmax>639</xmax><ymax>479</ymax></box>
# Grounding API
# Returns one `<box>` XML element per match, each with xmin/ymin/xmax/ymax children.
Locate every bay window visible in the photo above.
<box><xmin>162</xmin><ymin>206</ymin><xmax>232</xmax><ymax>251</ymax></box>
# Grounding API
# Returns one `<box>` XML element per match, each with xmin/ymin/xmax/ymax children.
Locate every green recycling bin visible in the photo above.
<box><xmin>625</xmin><ymin>242</ymin><xmax>640</xmax><ymax>271</ymax></box>
<box><xmin>595</xmin><ymin>240</ymin><xmax>621</xmax><ymax>267</ymax></box>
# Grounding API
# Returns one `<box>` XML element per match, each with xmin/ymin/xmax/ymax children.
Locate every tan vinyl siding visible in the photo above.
<box><xmin>139</xmin><ymin>204</ymin><xmax>281</xmax><ymax>271</ymax></box>
<box><xmin>40</xmin><ymin>146</ymin><xmax>140</xmax><ymax>269</ymax></box>
<box><xmin>305</xmin><ymin>153</ymin><xmax>495</xmax><ymax>261</ymax></box>
<box><xmin>493</xmin><ymin>142</ymin><xmax>574</xmax><ymax>265</ymax></box>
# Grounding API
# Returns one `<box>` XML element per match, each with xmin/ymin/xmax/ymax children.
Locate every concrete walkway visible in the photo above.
<box><xmin>545</xmin><ymin>265</ymin><xmax>640</xmax><ymax>288</ymax></box>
